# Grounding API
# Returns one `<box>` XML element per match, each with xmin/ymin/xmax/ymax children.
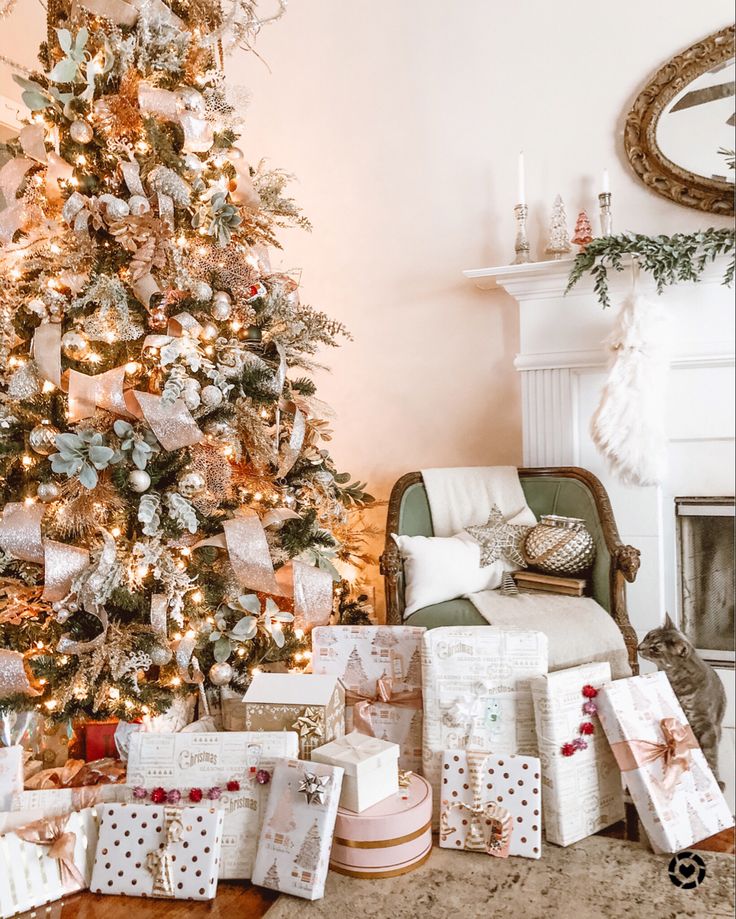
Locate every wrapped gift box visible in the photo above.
<box><xmin>243</xmin><ymin>673</ymin><xmax>344</xmax><ymax>758</ymax></box>
<box><xmin>530</xmin><ymin>662</ymin><xmax>625</xmax><ymax>846</ymax></box>
<box><xmin>312</xmin><ymin>625</ymin><xmax>425</xmax><ymax>771</ymax></box>
<box><xmin>422</xmin><ymin>627</ymin><xmax>547</xmax><ymax>825</ymax></box>
<box><xmin>0</xmin><ymin>745</ymin><xmax>22</xmax><ymax>811</ymax></box>
<box><xmin>330</xmin><ymin>773</ymin><xmax>432</xmax><ymax>879</ymax></box>
<box><xmin>83</xmin><ymin>721</ymin><xmax>119</xmax><ymax>761</ymax></box>
<box><xmin>252</xmin><ymin>758</ymin><xmax>343</xmax><ymax>901</ymax></box>
<box><xmin>126</xmin><ymin>730</ymin><xmax>298</xmax><ymax>879</ymax></box>
<box><xmin>90</xmin><ymin>802</ymin><xmax>224</xmax><ymax>900</ymax></box>
<box><xmin>0</xmin><ymin>808</ymin><xmax>98</xmax><ymax>918</ymax></box>
<box><xmin>439</xmin><ymin>749</ymin><xmax>542</xmax><ymax>859</ymax></box>
<box><xmin>311</xmin><ymin>730</ymin><xmax>399</xmax><ymax>813</ymax></box>
<box><xmin>597</xmin><ymin>671</ymin><xmax>734</xmax><ymax>853</ymax></box>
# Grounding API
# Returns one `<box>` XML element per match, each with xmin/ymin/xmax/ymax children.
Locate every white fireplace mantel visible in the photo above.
<box><xmin>465</xmin><ymin>254</ymin><xmax>736</xmax><ymax>809</ymax></box>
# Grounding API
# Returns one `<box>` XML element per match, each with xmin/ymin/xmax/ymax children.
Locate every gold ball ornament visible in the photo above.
<box><xmin>70</xmin><ymin>119</ymin><xmax>93</xmax><ymax>144</ymax></box>
<box><xmin>29</xmin><ymin>423</ymin><xmax>60</xmax><ymax>455</ymax></box>
<box><xmin>37</xmin><ymin>481</ymin><xmax>61</xmax><ymax>502</ymax></box>
<box><xmin>61</xmin><ymin>330</ymin><xmax>88</xmax><ymax>359</ymax></box>
<box><xmin>128</xmin><ymin>469</ymin><xmax>151</xmax><ymax>492</ymax></box>
<box><xmin>208</xmin><ymin>661</ymin><xmax>233</xmax><ymax>686</ymax></box>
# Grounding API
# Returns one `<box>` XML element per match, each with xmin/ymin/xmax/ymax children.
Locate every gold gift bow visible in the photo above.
<box><xmin>14</xmin><ymin>814</ymin><xmax>86</xmax><ymax>891</ymax></box>
<box><xmin>144</xmin><ymin>807</ymin><xmax>185</xmax><ymax>898</ymax></box>
<box><xmin>609</xmin><ymin>717</ymin><xmax>699</xmax><ymax>793</ymax></box>
<box><xmin>440</xmin><ymin>799</ymin><xmax>513</xmax><ymax>858</ymax></box>
<box><xmin>344</xmin><ymin>676</ymin><xmax>422</xmax><ymax>737</ymax></box>
<box><xmin>291</xmin><ymin>706</ymin><xmax>324</xmax><ymax>746</ymax></box>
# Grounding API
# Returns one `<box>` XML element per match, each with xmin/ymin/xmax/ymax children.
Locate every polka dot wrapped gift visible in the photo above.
<box><xmin>90</xmin><ymin>802</ymin><xmax>224</xmax><ymax>900</ymax></box>
<box><xmin>439</xmin><ymin>750</ymin><xmax>542</xmax><ymax>859</ymax></box>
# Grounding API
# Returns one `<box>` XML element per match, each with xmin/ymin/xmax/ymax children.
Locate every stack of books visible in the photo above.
<box><xmin>511</xmin><ymin>571</ymin><xmax>587</xmax><ymax>597</ymax></box>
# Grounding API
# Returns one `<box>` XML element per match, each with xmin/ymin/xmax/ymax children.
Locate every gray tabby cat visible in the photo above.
<box><xmin>638</xmin><ymin>614</ymin><xmax>726</xmax><ymax>788</ymax></box>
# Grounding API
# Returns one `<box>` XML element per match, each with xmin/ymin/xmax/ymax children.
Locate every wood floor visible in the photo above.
<box><xmin>17</xmin><ymin>819</ymin><xmax>735</xmax><ymax>919</ymax></box>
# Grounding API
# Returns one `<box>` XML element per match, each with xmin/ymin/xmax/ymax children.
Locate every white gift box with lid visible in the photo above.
<box><xmin>311</xmin><ymin>730</ymin><xmax>400</xmax><ymax>813</ymax></box>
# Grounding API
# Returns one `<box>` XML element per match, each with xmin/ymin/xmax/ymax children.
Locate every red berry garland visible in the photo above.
<box><xmin>132</xmin><ymin>773</ymin><xmax>269</xmax><ymax>805</ymax></box>
<box><xmin>561</xmin><ymin>685</ymin><xmax>599</xmax><ymax>756</ymax></box>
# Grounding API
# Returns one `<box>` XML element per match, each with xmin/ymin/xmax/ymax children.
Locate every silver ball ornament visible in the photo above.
<box><xmin>37</xmin><ymin>481</ymin><xmax>60</xmax><ymax>502</ymax></box>
<box><xmin>178</xmin><ymin>470</ymin><xmax>207</xmax><ymax>498</ymax></box>
<box><xmin>201</xmin><ymin>385</ymin><xmax>223</xmax><ymax>408</ymax></box>
<box><xmin>200</xmin><ymin>322</ymin><xmax>219</xmax><ymax>341</ymax></box>
<box><xmin>208</xmin><ymin>661</ymin><xmax>233</xmax><ymax>686</ymax></box>
<box><xmin>29</xmin><ymin>423</ymin><xmax>60</xmax><ymax>455</ymax></box>
<box><xmin>128</xmin><ymin>469</ymin><xmax>151</xmax><ymax>492</ymax></box>
<box><xmin>150</xmin><ymin>645</ymin><xmax>173</xmax><ymax>666</ymax></box>
<box><xmin>61</xmin><ymin>330</ymin><xmax>88</xmax><ymax>359</ymax></box>
<box><xmin>128</xmin><ymin>195</ymin><xmax>150</xmax><ymax>216</ymax></box>
<box><xmin>176</xmin><ymin>87</ymin><xmax>206</xmax><ymax>116</ymax></box>
<box><xmin>211</xmin><ymin>291</ymin><xmax>232</xmax><ymax>321</ymax></box>
<box><xmin>104</xmin><ymin>197</ymin><xmax>130</xmax><ymax>220</ymax></box>
<box><xmin>70</xmin><ymin>119</ymin><xmax>93</xmax><ymax>144</ymax></box>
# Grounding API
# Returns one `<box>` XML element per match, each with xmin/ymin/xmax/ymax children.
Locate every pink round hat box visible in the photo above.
<box><xmin>329</xmin><ymin>773</ymin><xmax>432</xmax><ymax>879</ymax></box>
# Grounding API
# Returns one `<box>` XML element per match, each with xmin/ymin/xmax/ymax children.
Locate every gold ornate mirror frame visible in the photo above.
<box><xmin>624</xmin><ymin>26</ymin><xmax>735</xmax><ymax>216</ymax></box>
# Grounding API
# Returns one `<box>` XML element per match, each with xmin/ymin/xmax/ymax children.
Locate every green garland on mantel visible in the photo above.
<box><xmin>566</xmin><ymin>229</ymin><xmax>735</xmax><ymax>308</ymax></box>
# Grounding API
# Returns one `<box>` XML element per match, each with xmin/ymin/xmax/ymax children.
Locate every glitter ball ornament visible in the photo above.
<box><xmin>255</xmin><ymin>769</ymin><xmax>271</xmax><ymax>785</ymax></box>
<box><xmin>178</xmin><ymin>470</ymin><xmax>206</xmax><ymax>498</ymax></box>
<box><xmin>201</xmin><ymin>385</ymin><xmax>223</xmax><ymax>408</ymax></box>
<box><xmin>36</xmin><ymin>481</ymin><xmax>60</xmax><ymax>502</ymax></box>
<box><xmin>128</xmin><ymin>469</ymin><xmax>151</xmax><ymax>492</ymax></box>
<box><xmin>29</xmin><ymin>423</ymin><xmax>60</xmax><ymax>455</ymax></box>
<box><xmin>128</xmin><ymin>195</ymin><xmax>150</xmax><ymax>216</ymax></box>
<box><xmin>191</xmin><ymin>280</ymin><xmax>213</xmax><ymax>301</ymax></box>
<box><xmin>211</xmin><ymin>291</ymin><xmax>232</xmax><ymax>321</ymax></box>
<box><xmin>208</xmin><ymin>661</ymin><xmax>233</xmax><ymax>686</ymax></box>
<box><xmin>200</xmin><ymin>322</ymin><xmax>218</xmax><ymax>341</ymax></box>
<box><xmin>150</xmin><ymin>644</ymin><xmax>173</xmax><ymax>666</ymax></box>
<box><xmin>104</xmin><ymin>197</ymin><xmax>130</xmax><ymax>220</ymax></box>
<box><xmin>70</xmin><ymin>119</ymin><xmax>93</xmax><ymax>144</ymax></box>
<box><xmin>61</xmin><ymin>330</ymin><xmax>88</xmax><ymax>359</ymax></box>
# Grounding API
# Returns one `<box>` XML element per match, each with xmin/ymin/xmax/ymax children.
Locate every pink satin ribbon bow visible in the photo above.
<box><xmin>14</xmin><ymin>815</ymin><xmax>85</xmax><ymax>891</ymax></box>
<box><xmin>610</xmin><ymin>717</ymin><xmax>699</xmax><ymax>792</ymax></box>
<box><xmin>345</xmin><ymin>676</ymin><xmax>422</xmax><ymax>736</ymax></box>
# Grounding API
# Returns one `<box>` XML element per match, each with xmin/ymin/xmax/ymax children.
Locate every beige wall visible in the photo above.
<box><xmin>1</xmin><ymin>1</ymin><xmax>733</xmax><ymax>613</ymax></box>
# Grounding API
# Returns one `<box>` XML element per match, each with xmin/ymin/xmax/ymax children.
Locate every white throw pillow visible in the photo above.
<box><xmin>392</xmin><ymin>532</ymin><xmax>506</xmax><ymax>617</ymax></box>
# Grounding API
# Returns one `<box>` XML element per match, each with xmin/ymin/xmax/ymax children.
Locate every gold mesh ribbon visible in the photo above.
<box><xmin>145</xmin><ymin>807</ymin><xmax>184</xmax><ymax>898</ymax></box>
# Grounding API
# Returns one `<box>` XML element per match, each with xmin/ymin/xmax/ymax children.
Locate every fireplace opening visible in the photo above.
<box><xmin>676</xmin><ymin>497</ymin><xmax>735</xmax><ymax>666</ymax></box>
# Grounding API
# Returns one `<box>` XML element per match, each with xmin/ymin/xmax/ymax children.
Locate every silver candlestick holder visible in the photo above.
<box><xmin>512</xmin><ymin>203</ymin><xmax>532</xmax><ymax>264</ymax></box>
<box><xmin>598</xmin><ymin>192</ymin><xmax>612</xmax><ymax>236</ymax></box>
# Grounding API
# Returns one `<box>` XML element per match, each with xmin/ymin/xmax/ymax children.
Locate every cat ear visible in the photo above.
<box><xmin>664</xmin><ymin>613</ymin><xmax>676</xmax><ymax>630</ymax></box>
<box><xmin>676</xmin><ymin>641</ymin><xmax>691</xmax><ymax>657</ymax></box>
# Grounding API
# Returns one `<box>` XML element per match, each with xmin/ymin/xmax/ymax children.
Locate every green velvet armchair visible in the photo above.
<box><xmin>380</xmin><ymin>466</ymin><xmax>641</xmax><ymax>675</ymax></box>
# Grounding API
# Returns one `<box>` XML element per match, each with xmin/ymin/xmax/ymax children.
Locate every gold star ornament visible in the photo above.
<box><xmin>465</xmin><ymin>505</ymin><xmax>530</xmax><ymax>568</ymax></box>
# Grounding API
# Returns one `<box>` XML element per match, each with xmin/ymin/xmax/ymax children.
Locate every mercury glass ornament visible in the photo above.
<box><xmin>200</xmin><ymin>322</ymin><xmax>218</xmax><ymax>341</ymax></box>
<box><xmin>104</xmin><ymin>197</ymin><xmax>130</xmax><ymax>220</ymax></box>
<box><xmin>29</xmin><ymin>423</ymin><xmax>60</xmax><ymax>455</ymax></box>
<box><xmin>128</xmin><ymin>469</ymin><xmax>151</xmax><ymax>492</ymax></box>
<box><xmin>211</xmin><ymin>292</ymin><xmax>232</xmax><ymax>321</ymax></box>
<box><xmin>37</xmin><ymin>481</ymin><xmax>60</xmax><ymax>502</ymax></box>
<box><xmin>150</xmin><ymin>645</ymin><xmax>173</xmax><ymax>666</ymax></box>
<box><xmin>208</xmin><ymin>661</ymin><xmax>233</xmax><ymax>686</ymax></box>
<box><xmin>178</xmin><ymin>470</ymin><xmax>206</xmax><ymax>498</ymax></box>
<box><xmin>201</xmin><ymin>385</ymin><xmax>223</xmax><ymax>408</ymax></box>
<box><xmin>70</xmin><ymin>119</ymin><xmax>93</xmax><ymax>144</ymax></box>
<box><xmin>61</xmin><ymin>330</ymin><xmax>88</xmax><ymax>359</ymax></box>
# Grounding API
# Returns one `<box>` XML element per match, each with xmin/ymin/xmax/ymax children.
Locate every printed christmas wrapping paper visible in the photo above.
<box><xmin>126</xmin><ymin>730</ymin><xmax>298</xmax><ymax>879</ymax></box>
<box><xmin>0</xmin><ymin>807</ymin><xmax>98</xmax><ymax>918</ymax></box>
<box><xmin>90</xmin><ymin>802</ymin><xmax>224</xmax><ymax>900</ymax></box>
<box><xmin>597</xmin><ymin>671</ymin><xmax>734</xmax><ymax>853</ymax></box>
<box><xmin>251</xmin><ymin>758</ymin><xmax>344</xmax><ymax>901</ymax></box>
<box><xmin>312</xmin><ymin>625</ymin><xmax>425</xmax><ymax>771</ymax></box>
<box><xmin>530</xmin><ymin>662</ymin><xmax>625</xmax><ymax>846</ymax></box>
<box><xmin>243</xmin><ymin>673</ymin><xmax>345</xmax><ymax>759</ymax></box>
<box><xmin>422</xmin><ymin>627</ymin><xmax>548</xmax><ymax>825</ymax></box>
<box><xmin>439</xmin><ymin>750</ymin><xmax>542</xmax><ymax>859</ymax></box>
<box><xmin>0</xmin><ymin>745</ymin><xmax>22</xmax><ymax>811</ymax></box>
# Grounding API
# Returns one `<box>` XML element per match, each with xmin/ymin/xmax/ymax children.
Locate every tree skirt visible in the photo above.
<box><xmin>266</xmin><ymin>836</ymin><xmax>734</xmax><ymax>919</ymax></box>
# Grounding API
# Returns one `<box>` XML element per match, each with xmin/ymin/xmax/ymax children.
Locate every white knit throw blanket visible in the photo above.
<box><xmin>420</xmin><ymin>466</ymin><xmax>536</xmax><ymax>537</ymax></box>
<box><xmin>468</xmin><ymin>591</ymin><xmax>631</xmax><ymax>679</ymax></box>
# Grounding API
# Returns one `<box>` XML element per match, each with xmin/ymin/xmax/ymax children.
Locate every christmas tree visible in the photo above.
<box><xmin>571</xmin><ymin>210</ymin><xmax>594</xmax><ymax>250</ymax></box>
<box><xmin>0</xmin><ymin>1</ymin><xmax>373</xmax><ymax>727</ymax></box>
<box><xmin>342</xmin><ymin>646</ymin><xmax>368</xmax><ymax>689</ymax></box>
<box><xmin>544</xmin><ymin>194</ymin><xmax>572</xmax><ymax>260</ymax></box>
<box><xmin>263</xmin><ymin>859</ymin><xmax>280</xmax><ymax>890</ymax></box>
<box><xmin>294</xmin><ymin>818</ymin><xmax>321</xmax><ymax>874</ymax></box>
<box><xmin>267</xmin><ymin>788</ymin><xmax>296</xmax><ymax>840</ymax></box>
<box><xmin>404</xmin><ymin>647</ymin><xmax>421</xmax><ymax>686</ymax></box>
